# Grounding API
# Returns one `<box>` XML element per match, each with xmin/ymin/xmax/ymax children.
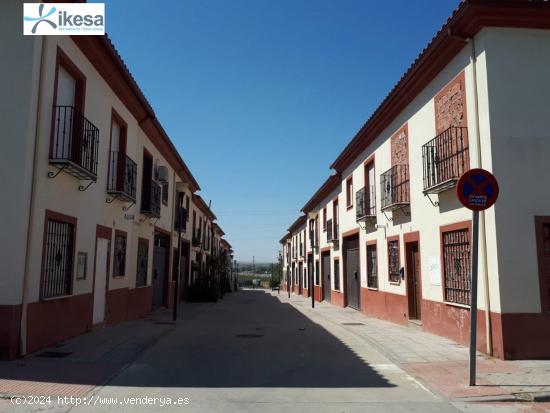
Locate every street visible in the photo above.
<box><xmin>1</xmin><ymin>289</ymin><xmax>549</xmax><ymax>413</ymax></box>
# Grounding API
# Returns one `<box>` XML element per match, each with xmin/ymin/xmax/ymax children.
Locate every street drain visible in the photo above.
<box><xmin>235</xmin><ymin>334</ymin><xmax>264</xmax><ymax>338</ymax></box>
<box><xmin>154</xmin><ymin>321</ymin><xmax>176</xmax><ymax>325</ymax></box>
<box><xmin>36</xmin><ymin>351</ymin><xmax>72</xmax><ymax>358</ymax></box>
<box><xmin>342</xmin><ymin>322</ymin><xmax>365</xmax><ymax>326</ymax></box>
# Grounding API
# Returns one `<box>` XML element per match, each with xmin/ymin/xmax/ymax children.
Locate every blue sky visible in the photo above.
<box><xmin>96</xmin><ymin>0</ymin><xmax>460</xmax><ymax>262</ymax></box>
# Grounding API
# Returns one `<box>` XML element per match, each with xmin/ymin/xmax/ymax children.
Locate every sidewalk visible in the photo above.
<box><xmin>0</xmin><ymin>301</ymin><xmax>213</xmax><ymax>399</ymax></box>
<box><xmin>275</xmin><ymin>292</ymin><xmax>550</xmax><ymax>407</ymax></box>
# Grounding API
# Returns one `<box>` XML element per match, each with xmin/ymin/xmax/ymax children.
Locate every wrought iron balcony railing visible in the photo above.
<box><xmin>380</xmin><ymin>164</ymin><xmax>410</xmax><ymax>211</ymax></box>
<box><xmin>422</xmin><ymin>126</ymin><xmax>469</xmax><ymax>194</ymax></box>
<box><xmin>49</xmin><ymin>105</ymin><xmax>99</xmax><ymax>180</ymax></box>
<box><xmin>140</xmin><ymin>180</ymin><xmax>161</xmax><ymax>218</ymax></box>
<box><xmin>107</xmin><ymin>151</ymin><xmax>137</xmax><ymax>202</ymax></box>
<box><xmin>174</xmin><ymin>207</ymin><xmax>188</xmax><ymax>232</ymax></box>
<box><xmin>356</xmin><ymin>186</ymin><xmax>376</xmax><ymax>221</ymax></box>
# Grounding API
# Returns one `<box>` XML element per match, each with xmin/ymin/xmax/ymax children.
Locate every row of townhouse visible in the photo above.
<box><xmin>280</xmin><ymin>0</ymin><xmax>550</xmax><ymax>360</ymax></box>
<box><xmin>0</xmin><ymin>0</ymin><xmax>234</xmax><ymax>359</ymax></box>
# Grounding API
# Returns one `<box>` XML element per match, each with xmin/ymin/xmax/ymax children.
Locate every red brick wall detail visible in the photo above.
<box><xmin>391</xmin><ymin>124</ymin><xmax>409</xmax><ymax>167</ymax></box>
<box><xmin>435</xmin><ymin>71</ymin><xmax>467</xmax><ymax>134</ymax></box>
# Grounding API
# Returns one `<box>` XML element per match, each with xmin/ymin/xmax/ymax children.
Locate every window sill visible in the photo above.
<box><xmin>389</xmin><ymin>281</ymin><xmax>401</xmax><ymax>286</ymax></box>
<box><xmin>366</xmin><ymin>287</ymin><xmax>379</xmax><ymax>291</ymax></box>
<box><xmin>346</xmin><ymin>204</ymin><xmax>353</xmax><ymax>211</ymax></box>
<box><xmin>444</xmin><ymin>301</ymin><xmax>471</xmax><ymax>310</ymax></box>
<box><xmin>41</xmin><ymin>294</ymin><xmax>72</xmax><ymax>302</ymax></box>
<box><xmin>113</xmin><ymin>275</ymin><xmax>125</xmax><ymax>278</ymax></box>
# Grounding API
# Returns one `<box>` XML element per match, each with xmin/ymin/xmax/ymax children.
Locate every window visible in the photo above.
<box><xmin>185</xmin><ymin>196</ymin><xmax>190</xmax><ymax>221</ymax></box>
<box><xmin>113</xmin><ymin>231</ymin><xmax>127</xmax><ymax>277</ymax></box>
<box><xmin>333</xmin><ymin>259</ymin><xmax>340</xmax><ymax>290</ymax></box>
<box><xmin>388</xmin><ymin>239</ymin><xmax>400</xmax><ymax>283</ymax></box>
<box><xmin>136</xmin><ymin>238</ymin><xmax>148</xmax><ymax>287</ymax></box>
<box><xmin>161</xmin><ymin>181</ymin><xmax>169</xmax><ymax>205</ymax></box>
<box><xmin>304</xmin><ymin>268</ymin><xmax>308</xmax><ymax>289</ymax></box>
<box><xmin>42</xmin><ymin>215</ymin><xmax>75</xmax><ymax>298</ymax></box>
<box><xmin>365</xmin><ymin>161</ymin><xmax>376</xmax><ymax>214</ymax></box>
<box><xmin>442</xmin><ymin>228</ymin><xmax>471</xmax><ymax>305</ymax></box>
<box><xmin>346</xmin><ymin>177</ymin><xmax>353</xmax><ymax>208</ymax></box>
<box><xmin>323</xmin><ymin>207</ymin><xmax>327</xmax><ymax>231</ymax></box>
<box><xmin>193</xmin><ymin>211</ymin><xmax>197</xmax><ymax>236</ymax></box>
<box><xmin>367</xmin><ymin>244</ymin><xmax>378</xmax><ymax>288</ymax></box>
<box><xmin>315</xmin><ymin>260</ymin><xmax>320</xmax><ymax>285</ymax></box>
<box><xmin>536</xmin><ymin>218</ymin><xmax>550</xmax><ymax>311</ymax></box>
<box><xmin>333</xmin><ymin>199</ymin><xmax>339</xmax><ymax>239</ymax></box>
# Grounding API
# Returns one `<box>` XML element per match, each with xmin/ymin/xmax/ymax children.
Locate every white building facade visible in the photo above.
<box><xmin>281</xmin><ymin>1</ymin><xmax>550</xmax><ymax>360</ymax></box>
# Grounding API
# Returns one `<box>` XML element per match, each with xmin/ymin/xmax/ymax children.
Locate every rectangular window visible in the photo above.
<box><xmin>136</xmin><ymin>239</ymin><xmax>148</xmax><ymax>287</ymax></box>
<box><xmin>161</xmin><ymin>181</ymin><xmax>169</xmax><ymax>205</ymax></box>
<box><xmin>442</xmin><ymin>228</ymin><xmax>471</xmax><ymax>305</ymax></box>
<box><xmin>315</xmin><ymin>260</ymin><xmax>320</xmax><ymax>285</ymax></box>
<box><xmin>186</xmin><ymin>196</ymin><xmax>190</xmax><ymax>222</ymax></box>
<box><xmin>333</xmin><ymin>199</ymin><xmax>339</xmax><ymax>239</ymax></box>
<box><xmin>323</xmin><ymin>207</ymin><xmax>327</xmax><ymax>231</ymax></box>
<box><xmin>388</xmin><ymin>239</ymin><xmax>400</xmax><ymax>283</ymax></box>
<box><xmin>193</xmin><ymin>211</ymin><xmax>197</xmax><ymax>236</ymax></box>
<box><xmin>333</xmin><ymin>259</ymin><xmax>340</xmax><ymax>290</ymax></box>
<box><xmin>367</xmin><ymin>244</ymin><xmax>378</xmax><ymax>288</ymax></box>
<box><xmin>535</xmin><ymin>218</ymin><xmax>550</xmax><ymax>312</ymax></box>
<box><xmin>42</xmin><ymin>217</ymin><xmax>75</xmax><ymax>298</ymax></box>
<box><xmin>346</xmin><ymin>177</ymin><xmax>353</xmax><ymax>208</ymax></box>
<box><xmin>113</xmin><ymin>232</ymin><xmax>127</xmax><ymax>277</ymax></box>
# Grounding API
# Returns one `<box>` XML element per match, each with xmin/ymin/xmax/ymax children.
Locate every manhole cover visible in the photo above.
<box><xmin>342</xmin><ymin>322</ymin><xmax>364</xmax><ymax>326</ymax></box>
<box><xmin>36</xmin><ymin>351</ymin><xmax>72</xmax><ymax>358</ymax></box>
<box><xmin>235</xmin><ymin>334</ymin><xmax>264</xmax><ymax>338</ymax></box>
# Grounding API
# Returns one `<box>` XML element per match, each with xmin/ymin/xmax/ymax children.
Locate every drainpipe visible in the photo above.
<box><xmin>449</xmin><ymin>29</ymin><xmax>493</xmax><ymax>356</ymax></box>
<box><xmin>20</xmin><ymin>36</ymin><xmax>46</xmax><ymax>357</ymax></box>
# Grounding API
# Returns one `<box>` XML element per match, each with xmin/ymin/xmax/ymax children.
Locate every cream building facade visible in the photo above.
<box><xmin>281</xmin><ymin>1</ymin><xmax>550</xmax><ymax>359</ymax></box>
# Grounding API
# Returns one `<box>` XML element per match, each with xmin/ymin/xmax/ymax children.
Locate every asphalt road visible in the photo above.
<box><xmin>67</xmin><ymin>289</ymin><xmax>459</xmax><ymax>413</ymax></box>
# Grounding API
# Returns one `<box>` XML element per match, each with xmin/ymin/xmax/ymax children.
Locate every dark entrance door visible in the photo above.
<box><xmin>307</xmin><ymin>255</ymin><xmax>314</xmax><ymax>297</ymax></box>
<box><xmin>322</xmin><ymin>252</ymin><xmax>331</xmax><ymax>302</ymax></box>
<box><xmin>406</xmin><ymin>241</ymin><xmax>422</xmax><ymax>320</ymax></box>
<box><xmin>298</xmin><ymin>262</ymin><xmax>303</xmax><ymax>294</ymax></box>
<box><xmin>344</xmin><ymin>236</ymin><xmax>360</xmax><ymax>310</ymax></box>
<box><xmin>153</xmin><ymin>233</ymin><xmax>169</xmax><ymax>308</ymax></box>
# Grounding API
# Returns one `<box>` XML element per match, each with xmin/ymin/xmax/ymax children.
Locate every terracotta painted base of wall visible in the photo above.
<box><xmin>127</xmin><ymin>286</ymin><xmax>153</xmax><ymax>321</ymax></box>
<box><xmin>106</xmin><ymin>287</ymin><xmax>129</xmax><ymax>325</ymax></box>
<box><xmin>331</xmin><ymin>291</ymin><xmax>345</xmax><ymax>307</ymax></box>
<box><xmin>500</xmin><ymin>313</ymin><xmax>550</xmax><ymax>360</ymax></box>
<box><xmin>27</xmin><ymin>294</ymin><xmax>93</xmax><ymax>355</ymax></box>
<box><xmin>421</xmin><ymin>298</ymin><xmax>504</xmax><ymax>358</ymax></box>
<box><xmin>313</xmin><ymin>286</ymin><xmax>322</xmax><ymax>302</ymax></box>
<box><xmin>0</xmin><ymin>305</ymin><xmax>22</xmax><ymax>359</ymax></box>
<box><xmin>302</xmin><ymin>288</ymin><xmax>310</xmax><ymax>298</ymax></box>
<box><xmin>293</xmin><ymin>286</ymin><xmax>301</xmax><ymax>295</ymax></box>
<box><xmin>360</xmin><ymin>288</ymin><xmax>409</xmax><ymax>326</ymax></box>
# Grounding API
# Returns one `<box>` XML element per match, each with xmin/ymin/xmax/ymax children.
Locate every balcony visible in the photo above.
<box><xmin>380</xmin><ymin>164</ymin><xmax>410</xmax><ymax>211</ymax></box>
<box><xmin>422</xmin><ymin>126</ymin><xmax>469</xmax><ymax>194</ymax></box>
<box><xmin>356</xmin><ymin>186</ymin><xmax>376</xmax><ymax>223</ymax></box>
<box><xmin>140</xmin><ymin>180</ymin><xmax>161</xmax><ymax>218</ymax></box>
<box><xmin>192</xmin><ymin>230</ymin><xmax>202</xmax><ymax>247</ymax></box>
<box><xmin>49</xmin><ymin>105</ymin><xmax>99</xmax><ymax>181</ymax></box>
<box><xmin>107</xmin><ymin>151</ymin><xmax>137</xmax><ymax>202</ymax></box>
<box><xmin>174</xmin><ymin>207</ymin><xmax>188</xmax><ymax>232</ymax></box>
<box><xmin>326</xmin><ymin>218</ymin><xmax>339</xmax><ymax>250</ymax></box>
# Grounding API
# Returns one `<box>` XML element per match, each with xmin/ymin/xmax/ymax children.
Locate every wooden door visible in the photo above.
<box><xmin>406</xmin><ymin>242</ymin><xmax>422</xmax><ymax>320</ymax></box>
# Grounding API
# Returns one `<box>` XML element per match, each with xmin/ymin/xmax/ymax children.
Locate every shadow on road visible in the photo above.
<box><xmin>0</xmin><ymin>290</ymin><xmax>393</xmax><ymax>392</ymax></box>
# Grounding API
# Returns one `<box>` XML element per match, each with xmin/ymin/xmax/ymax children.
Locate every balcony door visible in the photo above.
<box><xmin>53</xmin><ymin>51</ymin><xmax>85</xmax><ymax>163</ymax></box>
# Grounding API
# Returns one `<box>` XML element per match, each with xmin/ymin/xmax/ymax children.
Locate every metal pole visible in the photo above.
<box><xmin>469</xmin><ymin>210</ymin><xmax>480</xmax><ymax>386</ymax></box>
<box><xmin>173</xmin><ymin>192</ymin><xmax>184</xmax><ymax>321</ymax></box>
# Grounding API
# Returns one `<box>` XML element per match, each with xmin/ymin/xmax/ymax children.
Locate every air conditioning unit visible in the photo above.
<box><xmin>156</xmin><ymin>165</ymin><xmax>169</xmax><ymax>182</ymax></box>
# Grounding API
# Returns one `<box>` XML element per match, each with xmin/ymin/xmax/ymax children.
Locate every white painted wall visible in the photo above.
<box><xmin>334</xmin><ymin>31</ymin><xmax>500</xmax><ymax>312</ymax></box>
<box><xmin>483</xmin><ymin>27</ymin><xmax>550</xmax><ymax>314</ymax></box>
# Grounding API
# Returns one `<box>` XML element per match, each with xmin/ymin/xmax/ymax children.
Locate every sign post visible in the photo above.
<box><xmin>456</xmin><ymin>168</ymin><xmax>499</xmax><ymax>386</ymax></box>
